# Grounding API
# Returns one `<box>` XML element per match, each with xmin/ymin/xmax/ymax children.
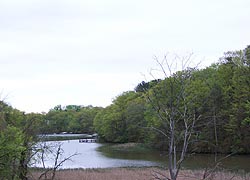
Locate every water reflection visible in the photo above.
<box><xmin>183</xmin><ymin>154</ymin><xmax>250</xmax><ymax>172</ymax></box>
<box><xmin>101</xmin><ymin>146</ymin><xmax>250</xmax><ymax>172</ymax></box>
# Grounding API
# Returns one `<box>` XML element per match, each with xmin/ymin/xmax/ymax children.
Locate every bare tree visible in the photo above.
<box><xmin>147</xmin><ymin>54</ymin><xmax>200</xmax><ymax>180</ymax></box>
<box><xmin>33</xmin><ymin>141</ymin><xmax>78</xmax><ymax>180</ymax></box>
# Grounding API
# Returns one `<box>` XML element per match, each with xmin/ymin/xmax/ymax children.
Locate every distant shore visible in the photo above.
<box><xmin>37</xmin><ymin>133</ymin><xmax>96</xmax><ymax>141</ymax></box>
<box><xmin>30</xmin><ymin>167</ymin><xmax>250</xmax><ymax>180</ymax></box>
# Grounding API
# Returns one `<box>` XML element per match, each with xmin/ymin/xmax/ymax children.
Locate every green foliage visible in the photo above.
<box><xmin>0</xmin><ymin>101</ymin><xmax>46</xmax><ymax>180</ymax></box>
<box><xmin>94</xmin><ymin>91</ymin><xmax>147</xmax><ymax>143</ymax></box>
<box><xmin>93</xmin><ymin>45</ymin><xmax>250</xmax><ymax>154</ymax></box>
<box><xmin>0</xmin><ymin>126</ymin><xmax>25</xmax><ymax>179</ymax></box>
<box><xmin>44</xmin><ymin>105</ymin><xmax>102</xmax><ymax>134</ymax></box>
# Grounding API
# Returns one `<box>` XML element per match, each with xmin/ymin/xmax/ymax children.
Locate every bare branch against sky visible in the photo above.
<box><xmin>0</xmin><ymin>0</ymin><xmax>250</xmax><ymax>113</ymax></box>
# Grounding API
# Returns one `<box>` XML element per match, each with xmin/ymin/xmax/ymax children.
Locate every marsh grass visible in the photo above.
<box><xmin>29</xmin><ymin>167</ymin><xmax>250</xmax><ymax>180</ymax></box>
<box><xmin>98</xmin><ymin>143</ymin><xmax>153</xmax><ymax>153</ymax></box>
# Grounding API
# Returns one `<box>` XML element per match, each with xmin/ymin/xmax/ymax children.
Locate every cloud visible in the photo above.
<box><xmin>1</xmin><ymin>0</ymin><xmax>250</xmax><ymax>112</ymax></box>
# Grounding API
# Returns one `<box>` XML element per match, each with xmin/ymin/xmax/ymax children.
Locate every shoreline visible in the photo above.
<box><xmin>30</xmin><ymin>167</ymin><xmax>250</xmax><ymax>180</ymax></box>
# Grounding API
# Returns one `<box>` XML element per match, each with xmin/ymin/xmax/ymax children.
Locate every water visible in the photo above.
<box><xmin>33</xmin><ymin>140</ymin><xmax>159</xmax><ymax>169</ymax></box>
<box><xmin>33</xmin><ymin>140</ymin><xmax>250</xmax><ymax>172</ymax></box>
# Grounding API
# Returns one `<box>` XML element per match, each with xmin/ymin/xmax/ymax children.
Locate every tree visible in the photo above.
<box><xmin>35</xmin><ymin>142</ymin><xmax>78</xmax><ymax>180</ymax></box>
<box><xmin>94</xmin><ymin>91</ymin><xmax>147</xmax><ymax>143</ymax></box>
<box><xmin>0</xmin><ymin>126</ymin><xmax>25</xmax><ymax>180</ymax></box>
<box><xmin>219</xmin><ymin>48</ymin><xmax>250</xmax><ymax>153</ymax></box>
<box><xmin>125</xmin><ymin>96</ymin><xmax>147</xmax><ymax>142</ymax></box>
<box><xmin>75</xmin><ymin>106</ymin><xmax>102</xmax><ymax>134</ymax></box>
<box><xmin>146</xmin><ymin>54</ymin><xmax>199</xmax><ymax>180</ymax></box>
<box><xmin>0</xmin><ymin>100</ymin><xmax>45</xmax><ymax>180</ymax></box>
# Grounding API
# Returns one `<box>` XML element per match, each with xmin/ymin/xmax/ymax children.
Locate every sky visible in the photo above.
<box><xmin>1</xmin><ymin>0</ymin><xmax>250</xmax><ymax>113</ymax></box>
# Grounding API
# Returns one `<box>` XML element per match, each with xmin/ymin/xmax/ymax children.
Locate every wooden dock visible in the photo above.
<box><xmin>79</xmin><ymin>139</ymin><xmax>97</xmax><ymax>143</ymax></box>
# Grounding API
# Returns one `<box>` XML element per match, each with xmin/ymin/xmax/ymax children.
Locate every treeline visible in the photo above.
<box><xmin>0</xmin><ymin>101</ymin><xmax>104</xmax><ymax>179</ymax></box>
<box><xmin>94</xmin><ymin>46</ymin><xmax>250</xmax><ymax>154</ymax></box>
<box><xmin>43</xmin><ymin>105</ymin><xmax>103</xmax><ymax>134</ymax></box>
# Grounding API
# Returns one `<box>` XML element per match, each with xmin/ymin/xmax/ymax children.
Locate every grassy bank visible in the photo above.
<box><xmin>30</xmin><ymin>167</ymin><xmax>250</xmax><ymax>180</ymax></box>
<box><xmin>98</xmin><ymin>143</ymin><xmax>153</xmax><ymax>153</ymax></box>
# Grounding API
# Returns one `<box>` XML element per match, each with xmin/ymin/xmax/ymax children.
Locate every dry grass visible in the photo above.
<box><xmin>103</xmin><ymin>143</ymin><xmax>149</xmax><ymax>152</ymax></box>
<box><xmin>30</xmin><ymin>167</ymin><xmax>250</xmax><ymax>180</ymax></box>
<box><xmin>113</xmin><ymin>143</ymin><xmax>140</xmax><ymax>149</ymax></box>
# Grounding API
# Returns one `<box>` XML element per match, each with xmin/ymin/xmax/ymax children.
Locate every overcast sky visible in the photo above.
<box><xmin>1</xmin><ymin>0</ymin><xmax>250</xmax><ymax>113</ymax></box>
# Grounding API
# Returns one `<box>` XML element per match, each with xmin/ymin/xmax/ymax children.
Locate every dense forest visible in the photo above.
<box><xmin>1</xmin><ymin>46</ymin><xmax>250</xmax><ymax>178</ymax></box>
<box><xmin>94</xmin><ymin>45</ymin><xmax>250</xmax><ymax>154</ymax></box>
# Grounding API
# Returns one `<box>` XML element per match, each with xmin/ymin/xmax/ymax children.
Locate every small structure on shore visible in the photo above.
<box><xmin>79</xmin><ymin>133</ymin><xmax>98</xmax><ymax>143</ymax></box>
<box><xmin>79</xmin><ymin>138</ymin><xmax>97</xmax><ymax>143</ymax></box>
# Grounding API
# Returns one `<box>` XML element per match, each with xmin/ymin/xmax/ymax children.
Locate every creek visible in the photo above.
<box><xmin>33</xmin><ymin>139</ymin><xmax>250</xmax><ymax>172</ymax></box>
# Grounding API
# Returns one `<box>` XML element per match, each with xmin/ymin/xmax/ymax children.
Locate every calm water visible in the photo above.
<box><xmin>33</xmin><ymin>140</ymin><xmax>159</xmax><ymax>169</ymax></box>
<box><xmin>33</xmin><ymin>140</ymin><xmax>250</xmax><ymax>172</ymax></box>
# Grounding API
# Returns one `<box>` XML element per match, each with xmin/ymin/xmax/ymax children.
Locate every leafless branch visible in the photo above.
<box><xmin>151</xmin><ymin>169</ymin><xmax>170</xmax><ymax>180</ymax></box>
<box><xmin>148</xmin><ymin>53</ymin><xmax>198</xmax><ymax>180</ymax></box>
<box><xmin>38</xmin><ymin>144</ymin><xmax>79</xmax><ymax>180</ymax></box>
